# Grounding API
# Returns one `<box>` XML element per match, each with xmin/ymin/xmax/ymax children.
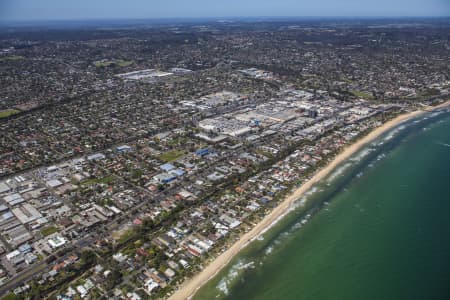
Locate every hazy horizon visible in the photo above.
<box><xmin>1</xmin><ymin>0</ymin><xmax>449</xmax><ymax>22</ymax></box>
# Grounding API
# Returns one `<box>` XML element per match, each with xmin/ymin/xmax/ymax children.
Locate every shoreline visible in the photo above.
<box><xmin>169</xmin><ymin>101</ymin><xmax>450</xmax><ymax>300</ymax></box>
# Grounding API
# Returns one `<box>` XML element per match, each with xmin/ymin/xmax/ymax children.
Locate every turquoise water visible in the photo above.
<box><xmin>194</xmin><ymin>109</ymin><xmax>450</xmax><ymax>300</ymax></box>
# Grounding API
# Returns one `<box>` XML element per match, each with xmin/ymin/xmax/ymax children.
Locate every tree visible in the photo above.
<box><xmin>105</xmin><ymin>268</ymin><xmax>122</xmax><ymax>290</ymax></box>
<box><xmin>1</xmin><ymin>294</ymin><xmax>21</xmax><ymax>300</ymax></box>
<box><xmin>80</xmin><ymin>249</ymin><xmax>97</xmax><ymax>266</ymax></box>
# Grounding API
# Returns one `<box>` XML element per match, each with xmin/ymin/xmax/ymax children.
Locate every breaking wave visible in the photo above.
<box><xmin>215</xmin><ymin>259</ymin><xmax>256</xmax><ymax>296</ymax></box>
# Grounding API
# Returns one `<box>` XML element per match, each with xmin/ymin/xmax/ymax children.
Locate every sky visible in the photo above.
<box><xmin>1</xmin><ymin>0</ymin><xmax>449</xmax><ymax>21</ymax></box>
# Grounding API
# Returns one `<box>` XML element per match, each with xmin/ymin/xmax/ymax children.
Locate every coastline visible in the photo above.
<box><xmin>169</xmin><ymin>102</ymin><xmax>450</xmax><ymax>300</ymax></box>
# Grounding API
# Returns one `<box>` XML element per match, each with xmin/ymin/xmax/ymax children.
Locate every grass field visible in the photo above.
<box><xmin>0</xmin><ymin>109</ymin><xmax>20</xmax><ymax>119</ymax></box>
<box><xmin>0</xmin><ymin>55</ymin><xmax>24</xmax><ymax>62</ymax></box>
<box><xmin>115</xmin><ymin>228</ymin><xmax>136</xmax><ymax>244</ymax></box>
<box><xmin>80</xmin><ymin>176</ymin><xmax>115</xmax><ymax>186</ymax></box>
<box><xmin>41</xmin><ymin>226</ymin><xmax>59</xmax><ymax>237</ymax></box>
<box><xmin>94</xmin><ymin>59</ymin><xmax>134</xmax><ymax>67</ymax></box>
<box><xmin>1</xmin><ymin>293</ymin><xmax>21</xmax><ymax>300</ymax></box>
<box><xmin>158</xmin><ymin>149</ymin><xmax>186</xmax><ymax>162</ymax></box>
<box><xmin>116</xmin><ymin>60</ymin><xmax>134</xmax><ymax>67</ymax></box>
<box><xmin>350</xmin><ymin>90</ymin><xmax>374</xmax><ymax>100</ymax></box>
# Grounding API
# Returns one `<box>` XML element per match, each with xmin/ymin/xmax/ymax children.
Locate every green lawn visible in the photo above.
<box><xmin>80</xmin><ymin>176</ymin><xmax>115</xmax><ymax>186</ymax></box>
<box><xmin>0</xmin><ymin>109</ymin><xmax>20</xmax><ymax>119</ymax></box>
<box><xmin>1</xmin><ymin>293</ymin><xmax>21</xmax><ymax>300</ymax></box>
<box><xmin>0</xmin><ymin>55</ymin><xmax>24</xmax><ymax>62</ymax></box>
<box><xmin>116</xmin><ymin>60</ymin><xmax>134</xmax><ymax>67</ymax></box>
<box><xmin>94</xmin><ymin>61</ymin><xmax>111</xmax><ymax>67</ymax></box>
<box><xmin>94</xmin><ymin>59</ymin><xmax>134</xmax><ymax>67</ymax></box>
<box><xmin>41</xmin><ymin>226</ymin><xmax>59</xmax><ymax>237</ymax></box>
<box><xmin>118</xmin><ymin>229</ymin><xmax>136</xmax><ymax>245</ymax></box>
<box><xmin>158</xmin><ymin>149</ymin><xmax>186</xmax><ymax>162</ymax></box>
<box><xmin>350</xmin><ymin>90</ymin><xmax>374</xmax><ymax>100</ymax></box>
<box><xmin>255</xmin><ymin>149</ymin><xmax>273</xmax><ymax>158</ymax></box>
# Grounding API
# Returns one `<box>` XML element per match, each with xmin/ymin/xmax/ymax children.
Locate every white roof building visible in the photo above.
<box><xmin>46</xmin><ymin>179</ymin><xmax>63</xmax><ymax>188</ymax></box>
<box><xmin>48</xmin><ymin>236</ymin><xmax>67</xmax><ymax>249</ymax></box>
<box><xmin>144</xmin><ymin>279</ymin><xmax>160</xmax><ymax>293</ymax></box>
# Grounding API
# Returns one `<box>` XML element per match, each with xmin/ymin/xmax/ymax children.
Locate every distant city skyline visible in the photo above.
<box><xmin>1</xmin><ymin>0</ymin><xmax>449</xmax><ymax>21</ymax></box>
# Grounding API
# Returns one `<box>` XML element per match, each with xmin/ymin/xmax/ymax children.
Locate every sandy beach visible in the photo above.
<box><xmin>169</xmin><ymin>102</ymin><xmax>450</xmax><ymax>300</ymax></box>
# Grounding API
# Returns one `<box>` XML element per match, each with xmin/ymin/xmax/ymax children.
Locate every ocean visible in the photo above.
<box><xmin>194</xmin><ymin>108</ymin><xmax>450</xmax><ymax>300</ymax></box>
